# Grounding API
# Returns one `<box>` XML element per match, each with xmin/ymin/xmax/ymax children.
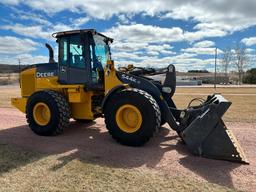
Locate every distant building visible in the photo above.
<box><xmin>196</xmin><ymin>76</ymin><xmax>229</xmax><ymax>84</ymax></box>
<box><xmin>177</xmin><ymin>71</ymin><xmax>230</xmax><ymax>84</ymax></box>
<box><xmin>176</xmin><ymin>76</ymin><xmax>202</xmax><ymax>86</ymax></box>
<box><xmin>148</xmin><ymin>71</ymin><xmax>229</xmax><ymax>86</ymax></box>
<box><xmin>187</xmin><ymin>69</ymin><xmax>209</xmax><ymax>73</ymax></box>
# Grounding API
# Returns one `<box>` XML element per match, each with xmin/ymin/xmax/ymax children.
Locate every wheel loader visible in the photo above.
<box><xmin>12</xmin><ymin>29</ymin><xmax>248</xmax><ymax>163</ymax></box>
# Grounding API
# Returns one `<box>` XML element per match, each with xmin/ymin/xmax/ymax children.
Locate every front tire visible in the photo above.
<box><xmin>104</xmin><ymin>88</ymin><xmax>161</xmax><ymax>146</ymax></box>
<box><xmin>26</xmin><ymin>90</ymin><xmax>70</xmax><ymax>136</ymax></box>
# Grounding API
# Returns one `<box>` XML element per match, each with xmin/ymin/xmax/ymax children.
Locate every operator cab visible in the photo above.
<box><xmin>53</xmin><ymin>29</ymin><xmax>113</xmax><ymax>89</ymax></box>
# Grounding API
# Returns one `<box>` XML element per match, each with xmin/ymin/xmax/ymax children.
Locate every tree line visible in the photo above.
<box><xmin>221</xmin><ymin>43</ymin><xmax>255</xmax><ymax>84</ymax></box>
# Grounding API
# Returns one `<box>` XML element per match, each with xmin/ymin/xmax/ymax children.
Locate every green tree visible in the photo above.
<box><xmin>243</xmin><ymin>68</ymin><xmax>256</xmax><ymax>84</ymax></box>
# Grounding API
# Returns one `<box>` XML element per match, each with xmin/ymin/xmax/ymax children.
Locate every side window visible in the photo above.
<box><xmin>94</xmin><ymin>43</ymin><xmax>107</xmax><ymax>69</ymax></box>
<box><xmin>59</xmin><ymin>38</ymin><xmax>68</xmax><ymax>66</ymax></box>
<box><xmin>69</xmin><ymin>35</ymin><xmax>85</xmax><ymax>69</ymax></box>
<box><xmin>90</xmin><ymin>45</ymin><xmax>98</xmax><ymax>83</ymax></box>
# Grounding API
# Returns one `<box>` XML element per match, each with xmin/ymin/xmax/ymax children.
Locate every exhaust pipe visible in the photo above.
<box><xmin>45</xmin><ymin>43</ymin><xmax>55</xmax><ymax>64</ymax></box>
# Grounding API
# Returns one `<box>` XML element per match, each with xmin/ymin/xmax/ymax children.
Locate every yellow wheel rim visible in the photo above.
<box><xmin>115</xmin><ymin>104</ymin><xmax>142</xmax><ymax>133</ymax></box>
<box><xmin>33</xmin><ymin>102</ymin><xmax>51</xmax><ymax>126</ymax></box>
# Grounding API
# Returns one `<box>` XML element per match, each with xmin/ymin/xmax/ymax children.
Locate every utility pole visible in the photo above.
<box><xmin>18</xmin><ymin>59</ymin><xmax>21</xmax><ymax>72</ymax></box>
<box><xmin>18</xmin><ymin>58</ymin><xmax>21</xmax><ymax>87</ymax></box>
<box><xmin>214</xmin><ymin>47</ymin><xmax>217</xmax><ymax>90</ymax></box>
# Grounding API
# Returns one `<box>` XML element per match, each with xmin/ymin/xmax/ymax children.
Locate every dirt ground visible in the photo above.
<box><xmin>0</xmin><ymin>108</ymin><xmax>255</xmax><ymax>191</ymax></box>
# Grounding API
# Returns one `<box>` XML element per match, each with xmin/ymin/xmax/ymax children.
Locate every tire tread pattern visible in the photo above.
<box><xmin>26</xmin><ymin>90</ymin><xmax>70</xmax><ymax>136</ymax></box>
<box><xmin>104</xmin><ymin>88</ymin><xmax>161</xmax><ymax>146</ymax></box>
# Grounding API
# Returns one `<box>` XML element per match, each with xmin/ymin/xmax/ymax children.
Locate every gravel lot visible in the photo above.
<box><xmin>0</xmin><ymin>108</ymin><xmax>255</xmax><ymax>191</ymax></box>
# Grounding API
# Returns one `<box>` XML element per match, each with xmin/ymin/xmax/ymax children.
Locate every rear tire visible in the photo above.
<box><xmin>26</xmin><ymin>90</ymin><xmax>70</xmax><ymax>136</ymax></box>
<box><xmin>104</xmin><ymin>88</ymin><xmax>161</xmax><ymax>146</ymax></box>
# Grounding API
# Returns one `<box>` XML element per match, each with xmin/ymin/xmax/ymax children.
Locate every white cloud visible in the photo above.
<box><xmin>193</xmin><ymin>40</ymin><xmax>215</xmax><ymax>48</ymax></box>
<box><xmin>245</xmin><ymin>48</ymin><xmax>255</xmax><ymax>53</ymax></box>
<box><xmin>10</xmin><ymin>8</ymin><xmax>52</xmax><ymax>26</ymax></box>
<box><xmin>20</xmin><ymin>15</ymin><xmax>51</xmax><ymax>26</ymax></box>
<box><xmin>114</xmin><ymin>52</ymin><xmax>218</xmax><ymax>72</ymax></box>
<box><xmin>117</xmin><ymin>14</ymin><xmax>130</xmax><ymax>24</ymax></box>
<box><xmin>106</xmin><ymin>23</ymin><xmax>221</xmax><ymax>70</ymax></box>
<box><xmin>181</xmin><ymin>47</ymin><xmax>222</xmax><ymax>55</ymax></box>
<box><xmin>112</xmin><ymin>42</ymin><xmax>148</xmax><ymax>52</ymax></box>
<box><xmin>1</xmin><ymin>24</ymin><xmax>52</xmax><ymax>39</ymax></box>
<box><xmin>113</xmin><ymin>51</ymin><xmax>158</xmax><ymax>61</ymax></box>
<box><xmin>0</xmin><ymin>36</ymin><xmax>38</xmax><ymax>54</ymax></box>
<box><xmin>52</xmin><ymin>24</ymin><xmax>73</xmax><ymax>32</ymax></box>
<box><xmin>5</xmin><ymin>0</ymin><xmax>255</xmax><ymax>36</ymax></box>
<box><xmin>0</xmin><ymin>36</ymin><xmax>44</xmax><ymax>65</ymax></box>
<box><xmin>159</xmin><ymin>1</ymin><xmax>256</xmax><ymax>34</ymax></box>
<box><xmin>184</xmin><ymin>29</ymin><xmax>227</xmax><ymax>41</ymax></box>
<box><xmin>113</xmin><ymin>42</ymin><xmax>175</xmax><ymax>54</ymax></box>
<box><xmin>15</xmin><ymin>54</ymin><xmax>48</xmax><ymax>64</ymax></box>
<box><xmin>145</xmin><ymin>44</ymin><xmax>176</xmax><ymax>55</ymax></box>
<box><xmin>72</xmin><ymin>17</ymin><xmax>90</xmax><ymax>28</ymax></box>
<box><xmin>241</xmin><ymin>37</ymin><xmax>256</xmax><ymax>46</ymax></box>
<box><xmin>0</xmin><ymin>53</ymin><xmax>48</xmax><ymax>65</ymax></box>
<box><xmin>1</xmin><ymin>23</ymin><xmax>74</xmax><ymax>40</ymax></box>
<box><xmin>181</xmin><ymin>40</ymin><xmax>221</xmax><ymax>55</ymax></box>
<box><xmin>105</xmin><ymin>24</ymin><xmax>184</xmax><ymax>43</ymax></box>
<box><xmin>107</xmin><ymin>24</ymin><xmax>178</xmax><ymax>64</ymax></box>
<box><xmin>3</xmin><ymin>1</ymin><xmax>256</xmax><ymax>44</ymax></box>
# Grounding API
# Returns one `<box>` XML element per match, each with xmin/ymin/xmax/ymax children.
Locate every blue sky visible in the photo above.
<box><xmin>0</xmin><ymin>0</ymin><xmax>256</xmax><ymax>71</ymax></box>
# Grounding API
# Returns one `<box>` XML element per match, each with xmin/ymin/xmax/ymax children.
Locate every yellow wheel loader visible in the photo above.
<box><xmin>12</xmin><ymin>29</ymin><xmax>248</xmax><ymax>163</ymax></box>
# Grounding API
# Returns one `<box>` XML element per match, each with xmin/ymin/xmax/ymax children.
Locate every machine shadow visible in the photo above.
<box><xmin>0</xmin><ymin>121</ymin><xmax>242</xmax><ymax>188</ymax></box>
<box><xmin>0</xmin><ymin>121</ymin><xmax>173</xmax><ymax>170</ymax></box>
<box><xmin>178</xmin><ymin>155</ymin><xmax>240</xmax><ymax>188</ymax></box>
<box><xmin>173</xmin><ymin>140</ymin><xmax>241</xmax><ymax>188</ymax></box>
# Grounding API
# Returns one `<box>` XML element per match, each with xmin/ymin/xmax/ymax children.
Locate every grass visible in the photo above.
<box><xmin>173</xmin><ymin>87</ymin><xmax>256</xmax><ymax>123</ymax></box>
<box><xmin>0</xmin><ymin>144</ymin><xmax>234</xmax><ymax>192</ymax></box>
<box><xmin>0</xmin><ymin>85</ymin><xmax>20</xmax><ymax>108</ymax></box>
<box><xmin>175</xmin><ymin>87</ymin><xmax>256</xmax><ymax>94</ymax></box>
<box><xmin>0</xmin><ymin>73</ymin><xmax>19</xmax><ymax>85</ymax></box>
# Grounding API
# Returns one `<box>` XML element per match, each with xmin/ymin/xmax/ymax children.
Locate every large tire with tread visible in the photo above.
<box><xmin>26</xmin><ymin>90</ymin><xmax>70</xmax><ymax>136</ymax></box>
<box><xmin>104</xmin><ymin>88</ymin><xmax>161</xmax><ymax>146</ymax></box>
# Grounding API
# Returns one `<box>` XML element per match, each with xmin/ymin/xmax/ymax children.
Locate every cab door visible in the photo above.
<box><xmin>68</xmin><ymin>35</ymin><xmax>88</xmax><ymax>84</ymax></box>
<box><xmin>58</xmin><ymin>37</ymin><xmax>69</xmax><ymax>84</ymax></box>
<box><xmin>58</xmin><ymin>34</ymin><xmax>89</xmax><ymax>84</ymax></box>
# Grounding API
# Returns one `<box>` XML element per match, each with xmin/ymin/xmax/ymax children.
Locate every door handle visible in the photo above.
<box><xmin>61</xmin><ymin>66</ymin><xmax>66</xmax><ymax>73</ymax></box>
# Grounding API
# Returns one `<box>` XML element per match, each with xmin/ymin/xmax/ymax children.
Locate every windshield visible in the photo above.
<box><xmin>91</xmin><ymin>34</ymin><xmax>111</xmax><ymax>69</ymax></box>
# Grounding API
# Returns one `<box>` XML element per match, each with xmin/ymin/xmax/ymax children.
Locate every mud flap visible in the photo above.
<box><xmin>181</xmin><ymin>94</ymin><xmax>248</xmax><ymax>164</ymax></box>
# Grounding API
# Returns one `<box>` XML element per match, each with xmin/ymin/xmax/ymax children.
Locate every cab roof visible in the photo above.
<box><xmin>52</xmin><ymin>29</ymin><xmax>113</xmax><ymax>42</ymax></box>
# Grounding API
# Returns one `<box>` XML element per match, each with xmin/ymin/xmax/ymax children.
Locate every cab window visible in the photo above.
<box><xmin>69</xmin><ymin>35</ymin><xmax>85</xmax><ymax>69</ymax></box>
<box><xmin>59</xmin><ymin>37</ymin><xmax>68</xmax><ymax>66</ymax></box>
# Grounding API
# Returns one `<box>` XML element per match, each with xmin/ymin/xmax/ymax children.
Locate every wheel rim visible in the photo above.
<box><xmin>33</xmin><ymin>102</ymin><xmax>51</xmax><ymax>126</ymax></box>
<box><xmin>115</xmin><ymin>104</ymin><xmax>142</xmax><ymax>133</ymax></box>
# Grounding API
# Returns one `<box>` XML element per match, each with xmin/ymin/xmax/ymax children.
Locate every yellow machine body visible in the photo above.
<box><xmin>12</xmin><ymin>61</ymin><xmax>123</xmax><ymax>120</ymax></box>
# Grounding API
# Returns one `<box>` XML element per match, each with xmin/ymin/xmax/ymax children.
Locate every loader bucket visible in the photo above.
<box><xmin>180</xmin><ymin>94</ymin><xmax>248</xmax><ymax>164</ymax></box>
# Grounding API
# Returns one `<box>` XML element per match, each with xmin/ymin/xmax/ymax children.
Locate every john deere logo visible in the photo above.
<box><xmin>36</xmin><ymin>72</ymin><xmax>54</xmax><ymax>78</ymax></box>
